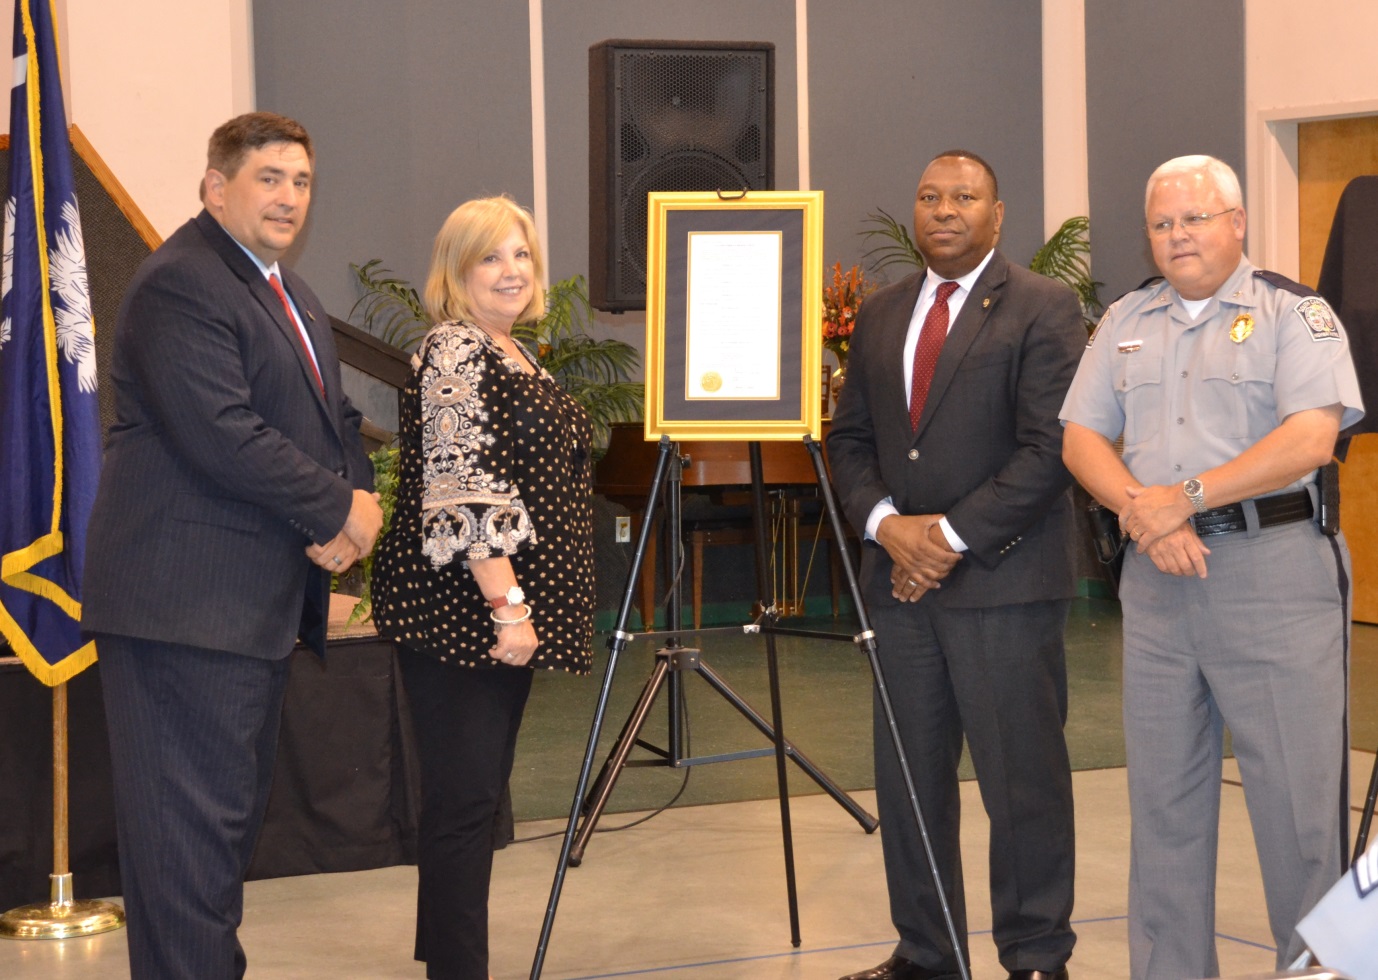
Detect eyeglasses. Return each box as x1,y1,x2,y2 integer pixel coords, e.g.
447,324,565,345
1146,208,1236,238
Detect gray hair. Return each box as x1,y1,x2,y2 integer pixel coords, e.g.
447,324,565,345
1144,155,1243,212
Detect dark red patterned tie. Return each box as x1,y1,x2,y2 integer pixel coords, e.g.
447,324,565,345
269,272,325,396
909,280,959,431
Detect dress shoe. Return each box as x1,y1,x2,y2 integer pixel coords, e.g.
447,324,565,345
837,955,961,980
1007,970,1069,980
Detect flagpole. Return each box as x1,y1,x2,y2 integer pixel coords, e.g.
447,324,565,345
0,682,124,939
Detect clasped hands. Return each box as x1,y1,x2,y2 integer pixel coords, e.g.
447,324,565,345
1118,484,1210,578
876,513,961,602
305,489,385,572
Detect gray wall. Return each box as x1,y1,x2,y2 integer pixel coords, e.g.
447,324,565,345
1085,0,1245,303
254,1,535,318
253,0,1246,364
809,0,1045,287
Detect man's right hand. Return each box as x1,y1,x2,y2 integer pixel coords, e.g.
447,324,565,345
876,514,961,596
1142,523,1211,578
344,489,384,555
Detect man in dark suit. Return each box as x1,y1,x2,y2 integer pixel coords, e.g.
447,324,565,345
82,112,382,979
827,151,1083,980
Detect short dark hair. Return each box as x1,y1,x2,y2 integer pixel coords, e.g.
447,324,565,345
207,111,313,180
929,148,999,200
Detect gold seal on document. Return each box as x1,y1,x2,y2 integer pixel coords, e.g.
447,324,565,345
1229,313,1254,344
700,371,723,393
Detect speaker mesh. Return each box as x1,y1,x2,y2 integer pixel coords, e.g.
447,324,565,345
589,41,774,312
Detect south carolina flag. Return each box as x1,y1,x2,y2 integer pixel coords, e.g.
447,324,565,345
0,0,101,685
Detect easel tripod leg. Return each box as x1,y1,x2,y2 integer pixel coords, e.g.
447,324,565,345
529,437,676,980
750,441,801,946
693,660,877,831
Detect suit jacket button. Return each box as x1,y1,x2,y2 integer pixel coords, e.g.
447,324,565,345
907,449,919,460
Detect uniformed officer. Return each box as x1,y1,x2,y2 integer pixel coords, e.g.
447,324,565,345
1060,154,1363,980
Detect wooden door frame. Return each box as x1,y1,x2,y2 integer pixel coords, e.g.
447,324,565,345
1248,97,1378,278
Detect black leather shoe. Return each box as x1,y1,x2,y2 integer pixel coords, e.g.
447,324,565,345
837,955,961,980
1007,970,1069,980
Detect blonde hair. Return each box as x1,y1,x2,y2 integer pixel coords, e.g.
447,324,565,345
424,196,546,325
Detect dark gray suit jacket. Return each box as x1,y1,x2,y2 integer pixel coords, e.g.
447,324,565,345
83,210,373,659
827,250,1085,610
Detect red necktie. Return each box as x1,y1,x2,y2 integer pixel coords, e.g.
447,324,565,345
909,280,959,431
269,272,325,396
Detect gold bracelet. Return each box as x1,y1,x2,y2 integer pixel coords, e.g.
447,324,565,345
490,603,532,627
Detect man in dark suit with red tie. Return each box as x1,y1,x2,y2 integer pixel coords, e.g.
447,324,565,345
83,112,383,979
827,151,1083,980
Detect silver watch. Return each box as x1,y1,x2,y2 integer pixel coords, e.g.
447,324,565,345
487,585,525,609
1183,478,1207,514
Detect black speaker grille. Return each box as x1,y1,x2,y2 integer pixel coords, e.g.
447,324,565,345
619,151,751,294
590,41,774,312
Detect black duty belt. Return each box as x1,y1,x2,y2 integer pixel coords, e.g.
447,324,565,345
1189,489,1314,537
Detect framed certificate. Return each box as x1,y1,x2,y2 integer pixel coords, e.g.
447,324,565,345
644,191,823,441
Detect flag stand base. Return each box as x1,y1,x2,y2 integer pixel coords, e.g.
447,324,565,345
0,874,125,940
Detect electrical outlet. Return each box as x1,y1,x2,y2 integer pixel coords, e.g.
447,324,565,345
614,516,631,543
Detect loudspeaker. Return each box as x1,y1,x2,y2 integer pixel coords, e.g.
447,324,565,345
589,39,774,312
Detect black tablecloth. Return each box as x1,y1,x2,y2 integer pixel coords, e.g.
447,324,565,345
0,636,421,911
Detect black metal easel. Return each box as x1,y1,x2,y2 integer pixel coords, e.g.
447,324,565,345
562,441,876,871
1355,751,1378,864
530,434,969,980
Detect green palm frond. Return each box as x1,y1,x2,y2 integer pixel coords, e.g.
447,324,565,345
1029,216,1103,329
349,260,432,351
859,208,925,273
345,443,400,625
515,274,644,455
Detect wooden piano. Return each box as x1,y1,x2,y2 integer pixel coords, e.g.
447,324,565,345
594,422,849,629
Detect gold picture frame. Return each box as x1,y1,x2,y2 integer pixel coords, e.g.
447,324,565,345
644,191,823,442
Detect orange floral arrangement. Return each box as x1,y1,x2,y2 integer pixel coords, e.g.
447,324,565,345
822,262,872,367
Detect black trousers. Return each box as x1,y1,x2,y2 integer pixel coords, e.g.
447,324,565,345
98,635,292,980
398,645,533,980
869,598,1077,973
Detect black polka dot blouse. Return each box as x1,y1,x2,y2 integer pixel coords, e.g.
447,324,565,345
372,321,595,674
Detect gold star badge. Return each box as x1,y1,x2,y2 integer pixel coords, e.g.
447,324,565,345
1229,313,1254,344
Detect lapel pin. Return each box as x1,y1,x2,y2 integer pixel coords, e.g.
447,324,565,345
1116,340,1143,354
305,310,316,321
982,297,991,308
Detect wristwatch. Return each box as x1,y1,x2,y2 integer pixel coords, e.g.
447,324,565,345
1183,478,1208,514
487,585,525,609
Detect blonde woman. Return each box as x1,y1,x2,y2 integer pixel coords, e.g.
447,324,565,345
372,196,594,980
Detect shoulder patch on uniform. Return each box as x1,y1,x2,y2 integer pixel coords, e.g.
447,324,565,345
1254,269,1321,298
1295,296,1342,342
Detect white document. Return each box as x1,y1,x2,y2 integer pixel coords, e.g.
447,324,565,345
684,231,782,400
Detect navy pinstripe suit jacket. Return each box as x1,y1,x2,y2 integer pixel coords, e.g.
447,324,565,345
83,210,373,659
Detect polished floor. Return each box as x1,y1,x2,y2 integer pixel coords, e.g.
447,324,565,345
3,599,1376,979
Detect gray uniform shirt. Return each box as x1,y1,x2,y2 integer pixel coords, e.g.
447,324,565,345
1060,256,1364,489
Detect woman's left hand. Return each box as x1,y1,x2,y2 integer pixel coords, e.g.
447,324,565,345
490,619,539,666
